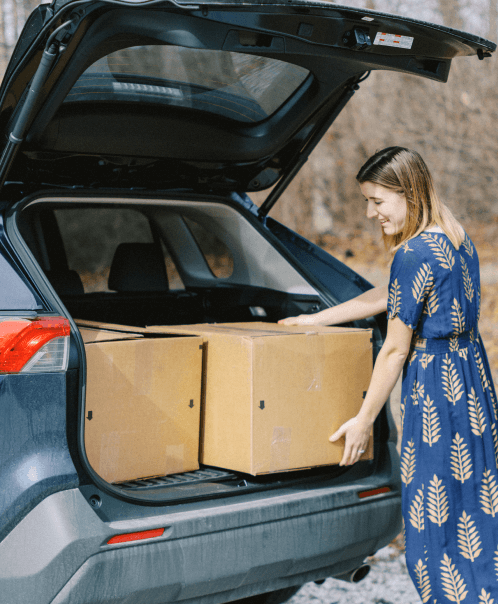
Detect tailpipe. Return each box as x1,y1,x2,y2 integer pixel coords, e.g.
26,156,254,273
333,563,371,583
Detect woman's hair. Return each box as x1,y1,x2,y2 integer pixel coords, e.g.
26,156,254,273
356,146,464,254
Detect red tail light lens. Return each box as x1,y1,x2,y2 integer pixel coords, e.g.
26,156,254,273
0,316,70,373
107,528,165,544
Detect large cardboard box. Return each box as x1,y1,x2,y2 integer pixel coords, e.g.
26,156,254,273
149,322,374,475
78,323,203,483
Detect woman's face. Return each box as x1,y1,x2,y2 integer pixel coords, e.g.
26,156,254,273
360,181,407,236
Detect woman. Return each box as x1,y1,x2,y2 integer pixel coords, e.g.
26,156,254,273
280,147,498,602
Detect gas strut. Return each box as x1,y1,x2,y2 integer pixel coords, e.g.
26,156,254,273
0,18,76,191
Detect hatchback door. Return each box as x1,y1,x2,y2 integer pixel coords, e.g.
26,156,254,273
0,0,493,195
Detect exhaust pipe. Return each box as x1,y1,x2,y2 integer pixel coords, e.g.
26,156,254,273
330,563,371,584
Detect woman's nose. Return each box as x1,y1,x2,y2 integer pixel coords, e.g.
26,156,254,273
366,201,377,219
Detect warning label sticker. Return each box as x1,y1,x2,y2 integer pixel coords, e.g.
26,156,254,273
373,32,414,49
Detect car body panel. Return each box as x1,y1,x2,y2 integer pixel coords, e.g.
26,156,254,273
0,465,401,604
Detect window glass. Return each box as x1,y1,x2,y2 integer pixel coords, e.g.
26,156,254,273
66,45,309,124
55,208,184,292
184,216,234,279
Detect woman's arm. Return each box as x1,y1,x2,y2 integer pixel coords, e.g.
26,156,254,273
279,284,388,326
329,315,413,465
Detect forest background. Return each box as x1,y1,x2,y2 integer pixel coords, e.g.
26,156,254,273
251,0,498,383
0,0,497,380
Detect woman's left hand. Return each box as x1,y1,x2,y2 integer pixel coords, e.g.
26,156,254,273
329,416,371,466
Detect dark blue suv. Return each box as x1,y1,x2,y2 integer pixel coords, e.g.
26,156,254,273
0,1,493,603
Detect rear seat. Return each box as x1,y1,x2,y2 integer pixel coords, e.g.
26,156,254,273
48,243,203,327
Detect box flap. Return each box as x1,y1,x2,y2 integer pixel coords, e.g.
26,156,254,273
148,322,371,339
79,326,144,344
76,319,150,334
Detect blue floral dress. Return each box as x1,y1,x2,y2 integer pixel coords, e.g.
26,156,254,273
387,227,498,603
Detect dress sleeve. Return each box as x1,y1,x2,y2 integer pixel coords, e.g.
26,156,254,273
387,246,432,330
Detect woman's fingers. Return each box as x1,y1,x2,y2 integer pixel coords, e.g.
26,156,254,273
278,314,316,326
278,316,298,325
329,425,345,442
330,417,369,466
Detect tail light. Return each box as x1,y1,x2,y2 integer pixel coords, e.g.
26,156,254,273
0,316,70,373
107,528,166,545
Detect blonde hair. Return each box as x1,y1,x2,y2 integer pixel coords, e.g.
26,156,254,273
356,147,464,255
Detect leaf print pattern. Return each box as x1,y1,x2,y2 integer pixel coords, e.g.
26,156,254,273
468,388,487,436
463,234,474,258
442,355,464,405
422,233,455,270
423,286,439,317
401,439,416,485
409,486,425,532
480,468,498,517
450,335,459,352
460,256,474,303
451,433,473,483
414,558,432,603
412,263,433,304
457,510,482,561
478,589,494,604
492,424,498,470
440,553,468,602
458,348,469,361
427,474,449,526
494,548,498,579
411,380,424,405
492,390,498,422
421,353,435,369
451,298,465,334
422,395,441,446
387,278,401,319
475,348,490,392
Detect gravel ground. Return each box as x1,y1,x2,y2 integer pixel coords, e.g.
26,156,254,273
288,543,421,604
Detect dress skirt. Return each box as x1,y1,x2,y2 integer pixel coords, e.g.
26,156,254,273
401,332,498,603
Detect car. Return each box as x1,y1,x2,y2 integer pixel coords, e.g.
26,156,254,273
0,1,494,603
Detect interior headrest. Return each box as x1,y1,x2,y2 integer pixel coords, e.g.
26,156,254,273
46,270,85,296
108,243,169,292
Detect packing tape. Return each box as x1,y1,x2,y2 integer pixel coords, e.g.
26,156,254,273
133,340,154,396
305,332,323,392
269,426,291,472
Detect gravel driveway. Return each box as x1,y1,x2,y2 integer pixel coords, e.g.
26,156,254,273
288,541,421,604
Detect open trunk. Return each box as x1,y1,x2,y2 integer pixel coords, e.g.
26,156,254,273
15,193,383,504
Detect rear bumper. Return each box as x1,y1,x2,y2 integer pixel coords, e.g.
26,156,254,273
0,464,402,604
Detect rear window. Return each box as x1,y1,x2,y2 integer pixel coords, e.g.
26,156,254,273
55,208,185,292
65,45,310,123
183,216,234,279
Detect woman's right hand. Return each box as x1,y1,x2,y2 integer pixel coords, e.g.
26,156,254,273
278,314,317,326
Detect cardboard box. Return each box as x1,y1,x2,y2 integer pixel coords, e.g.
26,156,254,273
149,322,374,475
77,322,203,483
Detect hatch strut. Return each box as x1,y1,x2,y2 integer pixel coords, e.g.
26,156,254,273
0,19,76,192
258,72,370,219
